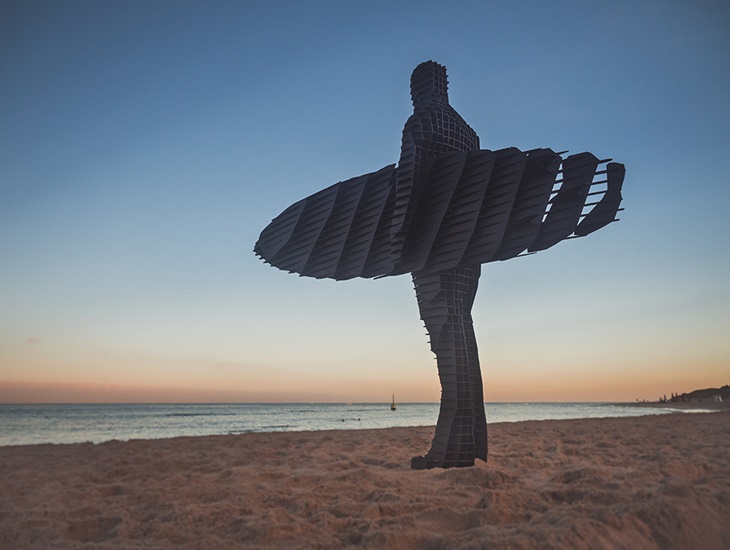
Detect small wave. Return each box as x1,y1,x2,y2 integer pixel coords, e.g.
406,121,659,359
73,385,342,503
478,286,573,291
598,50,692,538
665,408,719,414
228,424,294,434
164,412,229,417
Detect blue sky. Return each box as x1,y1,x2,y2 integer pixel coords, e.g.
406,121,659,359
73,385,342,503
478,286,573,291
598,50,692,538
1,0,728,403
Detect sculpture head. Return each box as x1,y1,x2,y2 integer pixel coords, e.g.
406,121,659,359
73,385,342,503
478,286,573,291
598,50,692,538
410,61,448,106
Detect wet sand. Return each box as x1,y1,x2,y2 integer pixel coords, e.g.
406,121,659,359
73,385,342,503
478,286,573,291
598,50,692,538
1,411,728,549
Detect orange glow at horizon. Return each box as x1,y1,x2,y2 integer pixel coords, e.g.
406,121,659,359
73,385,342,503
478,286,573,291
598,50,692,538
1,363,726,405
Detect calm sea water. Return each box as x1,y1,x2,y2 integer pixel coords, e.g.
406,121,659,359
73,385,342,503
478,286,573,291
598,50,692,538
0,402,681,447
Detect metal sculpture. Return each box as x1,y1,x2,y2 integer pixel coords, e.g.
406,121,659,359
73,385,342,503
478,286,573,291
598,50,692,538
254,61,624,469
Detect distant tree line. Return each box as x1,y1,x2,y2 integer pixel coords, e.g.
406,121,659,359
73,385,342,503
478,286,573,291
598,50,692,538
658,385,728,403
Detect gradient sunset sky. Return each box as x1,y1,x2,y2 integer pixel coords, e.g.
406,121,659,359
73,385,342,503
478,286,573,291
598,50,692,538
1,0,728,403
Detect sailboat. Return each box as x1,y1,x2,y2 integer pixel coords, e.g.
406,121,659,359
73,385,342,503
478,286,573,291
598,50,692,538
391,394,397,411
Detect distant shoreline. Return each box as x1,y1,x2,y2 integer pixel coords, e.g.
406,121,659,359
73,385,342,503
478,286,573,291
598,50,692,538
615,400,728,411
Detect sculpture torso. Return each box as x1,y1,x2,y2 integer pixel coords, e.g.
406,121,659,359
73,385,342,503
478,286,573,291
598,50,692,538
391,61,479,263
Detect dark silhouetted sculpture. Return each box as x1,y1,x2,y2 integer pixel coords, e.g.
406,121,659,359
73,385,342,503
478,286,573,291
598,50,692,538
254,61,624,469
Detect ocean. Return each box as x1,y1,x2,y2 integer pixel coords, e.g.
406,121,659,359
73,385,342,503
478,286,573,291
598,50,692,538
0,402,682,447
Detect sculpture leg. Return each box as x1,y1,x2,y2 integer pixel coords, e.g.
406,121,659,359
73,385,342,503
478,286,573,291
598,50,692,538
466,315,488,462
411,264,487,469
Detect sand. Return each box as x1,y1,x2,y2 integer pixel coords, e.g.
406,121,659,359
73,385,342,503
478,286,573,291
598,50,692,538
1,411,729,549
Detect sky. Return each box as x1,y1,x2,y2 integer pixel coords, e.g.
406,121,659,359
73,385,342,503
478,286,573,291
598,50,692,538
1,0,728,403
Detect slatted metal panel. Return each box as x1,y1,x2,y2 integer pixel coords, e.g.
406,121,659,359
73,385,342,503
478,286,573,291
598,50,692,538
575,162,624,236
397,152,466,273
423,150,496,273
458,148,526,266
528,152,599,252
493,148,561,261
334,166,396,279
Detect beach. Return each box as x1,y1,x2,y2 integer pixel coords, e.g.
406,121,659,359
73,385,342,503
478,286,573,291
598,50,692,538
1,411,728,549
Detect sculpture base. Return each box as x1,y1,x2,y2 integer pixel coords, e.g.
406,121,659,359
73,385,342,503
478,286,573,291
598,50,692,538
410,456,436,470
411,455,478,470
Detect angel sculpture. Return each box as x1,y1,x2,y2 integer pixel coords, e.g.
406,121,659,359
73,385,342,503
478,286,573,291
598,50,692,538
255,61,624,469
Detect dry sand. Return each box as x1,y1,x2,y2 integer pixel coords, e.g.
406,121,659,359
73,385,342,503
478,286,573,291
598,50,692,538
1,411,729,549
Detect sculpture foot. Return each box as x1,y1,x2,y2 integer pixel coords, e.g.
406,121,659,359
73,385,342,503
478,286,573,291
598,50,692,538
444,456,476,469
410,456,440,470
411,454,478,469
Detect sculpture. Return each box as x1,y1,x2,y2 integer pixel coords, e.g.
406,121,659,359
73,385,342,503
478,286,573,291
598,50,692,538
254,61,624,469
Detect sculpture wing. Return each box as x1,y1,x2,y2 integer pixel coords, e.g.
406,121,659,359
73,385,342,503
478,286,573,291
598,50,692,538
406,149,624,273
528,153,600,252
255,150,623,280
254,164,397,280
574,162,624,236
